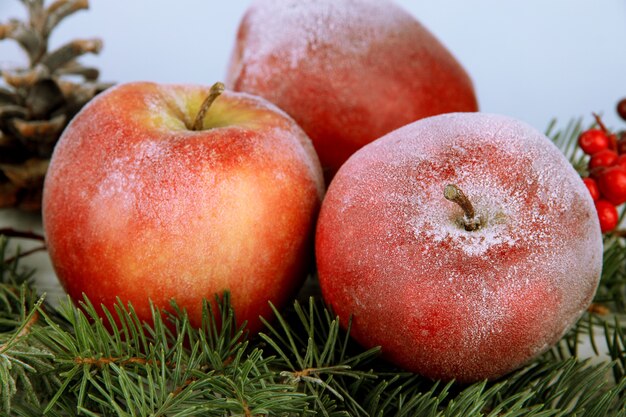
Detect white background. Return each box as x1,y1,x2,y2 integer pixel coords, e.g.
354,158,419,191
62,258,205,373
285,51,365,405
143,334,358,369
1,0,626,133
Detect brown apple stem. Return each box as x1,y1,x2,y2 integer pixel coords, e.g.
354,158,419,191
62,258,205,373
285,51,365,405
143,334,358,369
191,81,225,131
444,184,481,231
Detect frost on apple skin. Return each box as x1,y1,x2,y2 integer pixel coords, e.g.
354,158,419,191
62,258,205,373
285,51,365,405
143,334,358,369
316,113,604,382
226,0,478,176
233,0,405,70
42,82,325,333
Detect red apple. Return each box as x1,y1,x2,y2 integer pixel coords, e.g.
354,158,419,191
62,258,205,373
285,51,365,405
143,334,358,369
226,0,478,180
316,113,603,382
42,82,324,333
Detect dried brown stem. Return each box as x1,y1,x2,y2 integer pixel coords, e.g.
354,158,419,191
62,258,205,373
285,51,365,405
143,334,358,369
444,184,482,231
592,112,609,133
74,356,171,368
171,377,199,397
293,367,315,378
592,113,619,151
191,82,225,131
243,399,253,417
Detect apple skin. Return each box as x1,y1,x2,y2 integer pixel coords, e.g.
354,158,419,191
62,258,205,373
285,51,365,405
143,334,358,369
316,113,603,382
226,0,479,180
42,82,324,333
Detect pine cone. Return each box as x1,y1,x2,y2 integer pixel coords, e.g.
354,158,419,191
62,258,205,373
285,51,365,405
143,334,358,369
0,0,112,211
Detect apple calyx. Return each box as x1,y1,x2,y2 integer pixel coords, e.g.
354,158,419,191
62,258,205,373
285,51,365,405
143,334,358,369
191,81,225,131
444,184,482,231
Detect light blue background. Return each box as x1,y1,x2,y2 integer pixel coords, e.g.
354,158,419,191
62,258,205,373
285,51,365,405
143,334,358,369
1,1,625,133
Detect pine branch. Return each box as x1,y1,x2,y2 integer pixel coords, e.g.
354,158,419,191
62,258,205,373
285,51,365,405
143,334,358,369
1,278,625,416
0,118,625,415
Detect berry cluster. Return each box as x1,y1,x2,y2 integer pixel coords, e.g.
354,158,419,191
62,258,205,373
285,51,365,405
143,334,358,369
580,99,626,233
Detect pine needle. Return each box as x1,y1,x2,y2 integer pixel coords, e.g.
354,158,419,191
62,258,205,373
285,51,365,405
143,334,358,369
0,119,625,415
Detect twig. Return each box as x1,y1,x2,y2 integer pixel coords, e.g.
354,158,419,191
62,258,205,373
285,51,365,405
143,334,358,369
592,112,609,133
611,229,626,238
243,399,253,417
0,228,46,242
0,310,40,354
74,356,171,368
3,244,47,263
293,367,315,378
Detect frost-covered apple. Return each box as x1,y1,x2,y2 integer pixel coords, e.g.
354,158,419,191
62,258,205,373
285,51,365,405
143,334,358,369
43,82,324,333
226,0,478,179
316,113,603,382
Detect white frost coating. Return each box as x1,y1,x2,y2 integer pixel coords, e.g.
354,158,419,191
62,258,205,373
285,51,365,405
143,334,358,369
351,113,600,268
95,139,171,211
238,0,409,76
91,85,325,227
318,112,604,381
409,180,521,257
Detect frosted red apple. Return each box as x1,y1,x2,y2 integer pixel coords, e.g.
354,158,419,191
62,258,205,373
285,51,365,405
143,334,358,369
226,0,478,179
316,113,603,382
42,82,324,333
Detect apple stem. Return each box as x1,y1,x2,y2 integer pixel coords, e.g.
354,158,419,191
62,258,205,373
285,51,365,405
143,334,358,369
444,184,482,231
191,82,225,131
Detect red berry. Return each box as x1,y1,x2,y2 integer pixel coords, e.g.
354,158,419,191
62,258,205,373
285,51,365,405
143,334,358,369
608,133,619,152
597,166,626,205
579,129,609,155
583,177,600,201
595,200,619,233
588,165,608,180
617,132,626,154
618,98,626,121
617,154,626,170
588,149,618,171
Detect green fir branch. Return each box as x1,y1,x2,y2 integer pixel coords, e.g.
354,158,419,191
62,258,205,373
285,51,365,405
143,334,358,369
0,119,625,415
